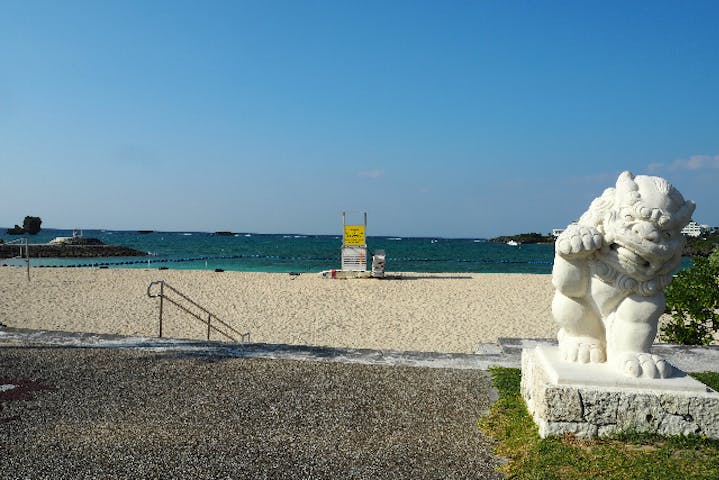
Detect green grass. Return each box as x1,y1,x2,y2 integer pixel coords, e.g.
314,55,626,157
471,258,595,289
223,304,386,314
691,371,719,391
479,367,719,480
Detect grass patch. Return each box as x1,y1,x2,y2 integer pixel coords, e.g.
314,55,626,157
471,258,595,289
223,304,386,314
479,367,719,480
691,371,719,391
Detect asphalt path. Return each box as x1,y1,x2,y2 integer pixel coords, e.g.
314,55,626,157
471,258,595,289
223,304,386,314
1,347,504,480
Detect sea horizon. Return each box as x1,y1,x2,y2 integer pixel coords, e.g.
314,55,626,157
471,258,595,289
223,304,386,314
1,227,563,274
2,226,503,241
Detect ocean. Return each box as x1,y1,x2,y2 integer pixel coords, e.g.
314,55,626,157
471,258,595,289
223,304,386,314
0,228,558,273
0,228,692,274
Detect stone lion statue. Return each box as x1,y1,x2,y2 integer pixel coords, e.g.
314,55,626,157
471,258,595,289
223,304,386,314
552,171,695,378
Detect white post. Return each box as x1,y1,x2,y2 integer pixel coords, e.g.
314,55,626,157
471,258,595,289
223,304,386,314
25,238,30,282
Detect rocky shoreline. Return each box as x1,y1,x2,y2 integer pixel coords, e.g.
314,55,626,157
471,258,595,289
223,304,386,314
0,243,146,259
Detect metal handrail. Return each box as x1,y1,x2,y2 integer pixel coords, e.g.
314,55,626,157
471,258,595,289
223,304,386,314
4,237,27,245
147,280,250,343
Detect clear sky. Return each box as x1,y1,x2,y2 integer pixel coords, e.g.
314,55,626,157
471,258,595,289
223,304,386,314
1,1,717,237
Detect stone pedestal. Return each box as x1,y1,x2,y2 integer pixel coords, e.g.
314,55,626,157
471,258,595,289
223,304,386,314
521,346,719,439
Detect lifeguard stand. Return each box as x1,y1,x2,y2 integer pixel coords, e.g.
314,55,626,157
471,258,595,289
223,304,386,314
341,211,367,271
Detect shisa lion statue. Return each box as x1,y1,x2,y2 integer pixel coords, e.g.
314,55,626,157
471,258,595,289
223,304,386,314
552,171,695,378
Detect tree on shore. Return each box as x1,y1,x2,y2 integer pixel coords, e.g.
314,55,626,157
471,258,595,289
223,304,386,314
661,249,719,345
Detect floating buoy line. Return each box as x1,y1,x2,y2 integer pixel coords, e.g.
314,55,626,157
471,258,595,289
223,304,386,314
29,253,553,269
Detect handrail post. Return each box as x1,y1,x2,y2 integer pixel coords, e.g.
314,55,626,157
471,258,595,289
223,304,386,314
159,281,164,338
25,238,30,282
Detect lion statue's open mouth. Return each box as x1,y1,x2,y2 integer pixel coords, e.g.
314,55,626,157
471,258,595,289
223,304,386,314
609,242,650,268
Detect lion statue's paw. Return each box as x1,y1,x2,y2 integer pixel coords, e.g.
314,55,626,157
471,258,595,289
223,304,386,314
556,224,603,256
615,352,674,379
558,332,606,364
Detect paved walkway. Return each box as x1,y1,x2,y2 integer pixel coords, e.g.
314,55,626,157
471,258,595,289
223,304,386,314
1,337,502,479
2,326,719,372
3,326,719,479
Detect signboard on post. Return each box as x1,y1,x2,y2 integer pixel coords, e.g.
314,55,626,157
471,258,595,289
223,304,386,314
341,211,368,271
343,225,366,246
341,246,367,271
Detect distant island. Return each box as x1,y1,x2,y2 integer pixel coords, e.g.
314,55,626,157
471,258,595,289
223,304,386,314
6,216,42,235
489,231,718,257
489,232,554,244
213,231,235,236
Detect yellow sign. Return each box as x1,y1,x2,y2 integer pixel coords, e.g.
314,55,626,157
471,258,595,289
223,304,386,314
343,225,366,246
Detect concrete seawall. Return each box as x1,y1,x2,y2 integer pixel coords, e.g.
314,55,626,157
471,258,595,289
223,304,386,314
0,243,146,258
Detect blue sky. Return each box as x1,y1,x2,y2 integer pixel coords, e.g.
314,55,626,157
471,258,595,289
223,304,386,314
1,1,717,237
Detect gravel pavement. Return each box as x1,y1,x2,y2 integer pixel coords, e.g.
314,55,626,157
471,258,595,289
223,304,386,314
0,347,503,479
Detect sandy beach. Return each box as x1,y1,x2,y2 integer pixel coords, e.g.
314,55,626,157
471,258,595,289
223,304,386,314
0,267,557,353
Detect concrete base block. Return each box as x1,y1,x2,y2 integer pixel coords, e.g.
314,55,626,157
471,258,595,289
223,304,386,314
521,346,719,439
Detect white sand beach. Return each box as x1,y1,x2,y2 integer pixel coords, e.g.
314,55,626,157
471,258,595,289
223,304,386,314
0,267,558,353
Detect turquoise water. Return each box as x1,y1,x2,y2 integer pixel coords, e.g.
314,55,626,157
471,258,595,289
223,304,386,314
0,228,691,274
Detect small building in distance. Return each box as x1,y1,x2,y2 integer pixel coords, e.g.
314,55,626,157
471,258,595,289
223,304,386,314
681,220,711,238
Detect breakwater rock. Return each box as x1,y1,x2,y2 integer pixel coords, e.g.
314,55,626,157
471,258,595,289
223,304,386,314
0,243,146,259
